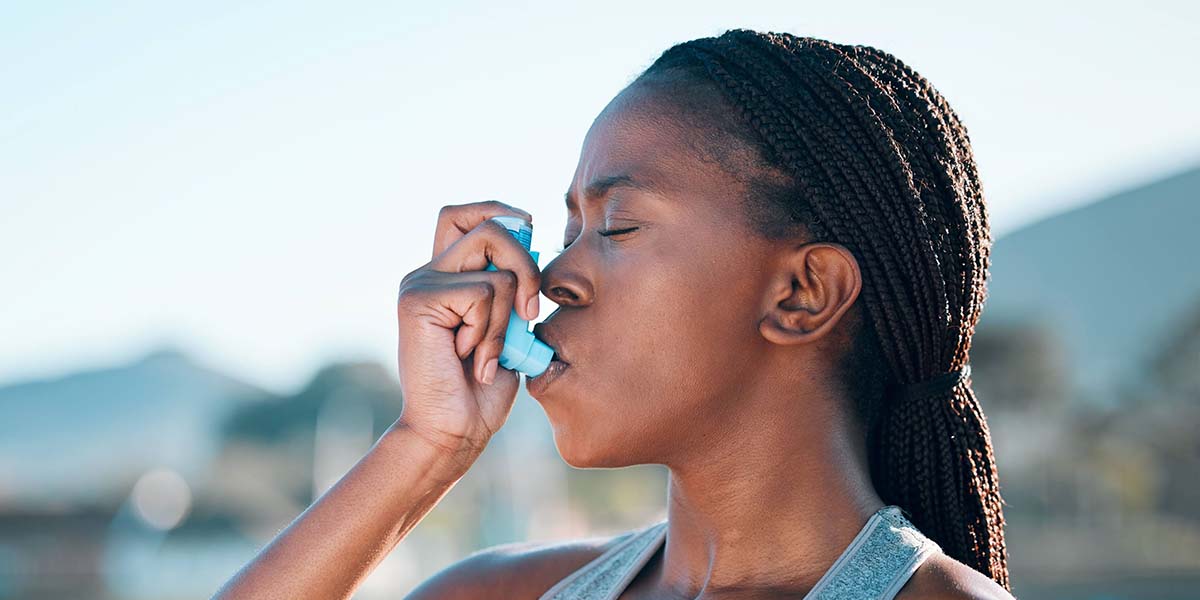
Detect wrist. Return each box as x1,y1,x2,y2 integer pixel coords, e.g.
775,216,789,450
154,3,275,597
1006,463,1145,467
379,420,483,484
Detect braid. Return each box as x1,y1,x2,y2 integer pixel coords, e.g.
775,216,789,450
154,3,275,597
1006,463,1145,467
636,29,1009,588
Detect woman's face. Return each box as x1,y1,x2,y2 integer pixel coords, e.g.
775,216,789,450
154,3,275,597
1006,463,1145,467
528,79,789,468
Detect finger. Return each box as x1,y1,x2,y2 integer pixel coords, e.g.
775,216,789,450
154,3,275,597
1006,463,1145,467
423,270,517,361
472,269,516,383
429,218,541,321
433,200,533,260
397,273,482,331
450,280,498,384
397,274,496,369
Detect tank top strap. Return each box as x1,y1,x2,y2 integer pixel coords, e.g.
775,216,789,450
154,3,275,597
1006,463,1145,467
539,505,937,600
537,519,669,600
806,505,941,600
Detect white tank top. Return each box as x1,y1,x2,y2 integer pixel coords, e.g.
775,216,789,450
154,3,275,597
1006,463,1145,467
537,505,939,600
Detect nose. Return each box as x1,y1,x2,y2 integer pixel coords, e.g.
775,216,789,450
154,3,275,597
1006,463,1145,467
539,249,594,307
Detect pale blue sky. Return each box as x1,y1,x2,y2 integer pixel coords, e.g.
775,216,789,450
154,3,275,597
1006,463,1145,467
2,0,1198,393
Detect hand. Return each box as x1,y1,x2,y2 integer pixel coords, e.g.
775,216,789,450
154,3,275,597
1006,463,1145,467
394,200,541,460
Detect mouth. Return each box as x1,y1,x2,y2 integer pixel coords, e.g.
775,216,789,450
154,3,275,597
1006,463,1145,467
528,322,571,396
526,355,570,396
532,323,570,365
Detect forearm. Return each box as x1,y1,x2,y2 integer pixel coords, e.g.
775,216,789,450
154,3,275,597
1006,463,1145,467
213,422,477,599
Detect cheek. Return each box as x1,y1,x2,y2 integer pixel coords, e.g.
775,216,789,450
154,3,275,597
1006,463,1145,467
604,243,751,403
546,242,759,465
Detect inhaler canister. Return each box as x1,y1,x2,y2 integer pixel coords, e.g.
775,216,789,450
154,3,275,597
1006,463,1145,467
485,215,554,377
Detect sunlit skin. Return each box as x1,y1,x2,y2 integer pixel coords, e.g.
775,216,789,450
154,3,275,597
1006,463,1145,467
214,74,1012,600
529,75,874,593
523,75,1011,599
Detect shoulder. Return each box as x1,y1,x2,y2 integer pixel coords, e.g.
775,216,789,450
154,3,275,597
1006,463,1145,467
894,551,1015,600
404,529,638,599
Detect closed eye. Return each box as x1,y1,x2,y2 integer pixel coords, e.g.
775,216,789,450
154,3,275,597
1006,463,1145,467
598,227,638,237
557,227,639,253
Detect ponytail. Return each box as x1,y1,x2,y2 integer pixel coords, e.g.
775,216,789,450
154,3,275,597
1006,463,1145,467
874,366,1009,588
636,29,1010,588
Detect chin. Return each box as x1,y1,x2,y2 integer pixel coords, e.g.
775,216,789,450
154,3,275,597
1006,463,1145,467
550,423,642,469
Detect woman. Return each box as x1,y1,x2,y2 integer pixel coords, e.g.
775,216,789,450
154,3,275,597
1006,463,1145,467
216,29,1014,599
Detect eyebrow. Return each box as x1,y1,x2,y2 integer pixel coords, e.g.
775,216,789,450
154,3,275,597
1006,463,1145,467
563,174,657,209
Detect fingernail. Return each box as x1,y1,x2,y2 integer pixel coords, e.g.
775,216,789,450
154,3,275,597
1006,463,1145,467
483,358,499,385
526,295,539,320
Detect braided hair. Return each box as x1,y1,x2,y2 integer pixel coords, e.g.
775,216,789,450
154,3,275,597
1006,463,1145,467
631,29,1009,588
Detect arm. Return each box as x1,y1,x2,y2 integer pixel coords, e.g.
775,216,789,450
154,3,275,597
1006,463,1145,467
213,423,476,599
215,200,542,599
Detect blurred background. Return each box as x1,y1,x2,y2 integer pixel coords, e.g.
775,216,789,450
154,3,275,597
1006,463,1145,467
2,1,1198,598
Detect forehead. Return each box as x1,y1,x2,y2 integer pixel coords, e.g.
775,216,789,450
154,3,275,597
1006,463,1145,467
566,82,751,209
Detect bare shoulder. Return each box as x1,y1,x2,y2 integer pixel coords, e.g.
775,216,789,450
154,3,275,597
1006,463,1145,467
404,530,636,599
895,552,1015,600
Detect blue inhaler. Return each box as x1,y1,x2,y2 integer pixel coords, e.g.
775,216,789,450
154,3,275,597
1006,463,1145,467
484,215,554,377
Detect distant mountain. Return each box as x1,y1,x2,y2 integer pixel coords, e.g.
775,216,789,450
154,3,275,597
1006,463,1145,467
979,165,1200,403
221,361,403,445
0,347,273,505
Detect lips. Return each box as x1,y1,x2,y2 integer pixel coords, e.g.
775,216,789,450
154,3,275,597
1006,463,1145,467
526,357,570,396
528,322,571,396
532,323,570,365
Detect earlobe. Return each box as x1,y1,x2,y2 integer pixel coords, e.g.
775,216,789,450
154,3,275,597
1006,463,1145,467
759,242,862,347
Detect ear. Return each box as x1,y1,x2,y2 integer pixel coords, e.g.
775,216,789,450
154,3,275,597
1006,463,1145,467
759,242,862,346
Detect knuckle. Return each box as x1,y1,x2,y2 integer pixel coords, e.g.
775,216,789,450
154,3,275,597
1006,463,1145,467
396,286,417,311
396,277,413,298
495,269,518,289
474,280,495,298
481,218,507,235
398,268,433,294
399,268,421,288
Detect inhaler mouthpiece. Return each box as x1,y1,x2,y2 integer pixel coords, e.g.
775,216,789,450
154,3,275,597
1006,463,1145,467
485,215,554,377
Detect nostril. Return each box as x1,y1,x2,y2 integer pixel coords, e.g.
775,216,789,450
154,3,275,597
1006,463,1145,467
550,287,579,303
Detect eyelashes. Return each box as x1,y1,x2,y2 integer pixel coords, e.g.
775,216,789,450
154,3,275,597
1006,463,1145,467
598,226,638,237
555,227,639,253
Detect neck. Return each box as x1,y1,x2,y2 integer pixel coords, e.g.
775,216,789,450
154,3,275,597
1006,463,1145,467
653,388,884,598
